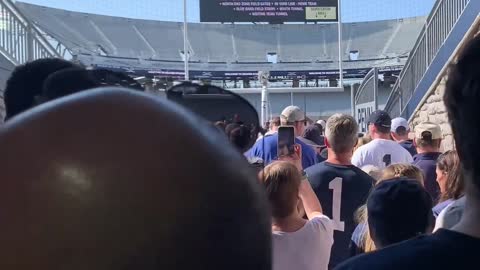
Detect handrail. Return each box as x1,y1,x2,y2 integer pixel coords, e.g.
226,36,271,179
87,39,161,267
354,68,376,104
384,0,471,117
0,0,60,66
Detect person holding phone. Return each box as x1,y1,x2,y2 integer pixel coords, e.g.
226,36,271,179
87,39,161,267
260,146,334,270
247,106,317,168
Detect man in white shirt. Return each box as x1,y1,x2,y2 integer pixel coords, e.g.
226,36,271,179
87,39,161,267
352,110,413,169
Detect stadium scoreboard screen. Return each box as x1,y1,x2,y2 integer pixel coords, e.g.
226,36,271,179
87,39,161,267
200,0,338,23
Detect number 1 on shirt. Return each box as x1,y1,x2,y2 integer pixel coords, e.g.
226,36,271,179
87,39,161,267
329,177,345,232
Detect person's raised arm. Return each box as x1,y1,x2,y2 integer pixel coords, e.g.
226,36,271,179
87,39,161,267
299,177,323,220
280,145,323,220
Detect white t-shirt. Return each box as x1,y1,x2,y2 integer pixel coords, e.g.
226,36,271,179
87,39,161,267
272,215,334,270
352,139,414,169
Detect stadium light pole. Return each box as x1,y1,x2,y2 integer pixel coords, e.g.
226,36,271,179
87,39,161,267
183,0,189,81
337,0,343,87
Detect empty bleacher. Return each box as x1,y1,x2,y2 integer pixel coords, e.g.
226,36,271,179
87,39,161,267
346,20,397,59
15,2,423,68
386,17,425,56
134,21,184,61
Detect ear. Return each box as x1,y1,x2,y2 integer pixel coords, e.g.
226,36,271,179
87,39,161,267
413,138,418,147
324,137,330,148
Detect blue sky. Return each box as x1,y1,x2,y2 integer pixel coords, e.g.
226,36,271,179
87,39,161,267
17,0,436,22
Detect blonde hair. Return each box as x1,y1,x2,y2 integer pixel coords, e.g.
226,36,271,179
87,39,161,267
325,114,359,153
354,134,372,152
361,165,382,181
356,163,424,252
382,164,425,186
259,161,301,219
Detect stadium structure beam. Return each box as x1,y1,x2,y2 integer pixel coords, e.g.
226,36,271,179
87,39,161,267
338,0,343,88
183,0,189,81
231,87,344,94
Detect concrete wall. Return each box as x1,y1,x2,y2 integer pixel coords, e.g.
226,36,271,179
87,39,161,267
409,24,480,152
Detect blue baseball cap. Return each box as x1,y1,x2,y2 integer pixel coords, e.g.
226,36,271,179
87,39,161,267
367,178,433,247
368,110,392,128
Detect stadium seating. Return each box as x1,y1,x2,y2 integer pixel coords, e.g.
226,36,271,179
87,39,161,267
16,2,425,67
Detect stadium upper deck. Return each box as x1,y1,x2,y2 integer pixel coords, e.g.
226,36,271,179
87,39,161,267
15,2,425,79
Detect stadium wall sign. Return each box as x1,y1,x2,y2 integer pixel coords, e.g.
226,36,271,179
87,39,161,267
200,0,339,23
355,103,375,133
89,63,403,81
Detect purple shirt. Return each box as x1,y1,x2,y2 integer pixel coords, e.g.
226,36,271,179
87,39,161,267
412,152,441,202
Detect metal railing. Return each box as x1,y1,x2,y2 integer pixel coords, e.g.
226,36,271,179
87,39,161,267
354,67,379,133
384,0,471,117
0,0,59,66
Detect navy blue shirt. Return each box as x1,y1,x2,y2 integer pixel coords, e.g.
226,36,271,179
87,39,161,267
335,229,480,270
246,134,317,168
399,140,417,157
412,152,441,201
305,162,374,268
350,222,368,257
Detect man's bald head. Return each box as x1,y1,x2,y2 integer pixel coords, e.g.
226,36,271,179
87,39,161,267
0,88,270,270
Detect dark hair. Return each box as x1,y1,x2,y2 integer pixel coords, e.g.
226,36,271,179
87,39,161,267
314,123,324,134
42,67,99,101
395,126,408,136
437,150,464,202
270,117,281,127
375,124,391,134
260,161,301,218
228,125,251,153
4,58,76,119
0,88,271,270
367,179,434,248
416,132,441,149
444,35,480,192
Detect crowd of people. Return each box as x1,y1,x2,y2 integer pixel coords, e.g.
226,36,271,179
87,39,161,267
246,34,480,270
1,29,480,270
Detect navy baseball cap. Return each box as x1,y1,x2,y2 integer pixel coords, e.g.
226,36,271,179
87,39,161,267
302,125,325,146
367,178,433,247
368,110,392,128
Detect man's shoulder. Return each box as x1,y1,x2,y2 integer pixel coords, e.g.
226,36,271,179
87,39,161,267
305,162,329,177
354,139,386,154
295,137,311,147
295,137,315,154
336,230,468,270
374,140,413,158
252,134,277,148
412,154,438,167
306,162,373,183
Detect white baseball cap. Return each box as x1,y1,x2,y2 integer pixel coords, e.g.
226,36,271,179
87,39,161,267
316,119,326,130
391,117,409,133
280,106,305,123
415,122,442,140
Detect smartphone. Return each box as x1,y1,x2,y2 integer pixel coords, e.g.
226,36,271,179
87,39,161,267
277,126,295,158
